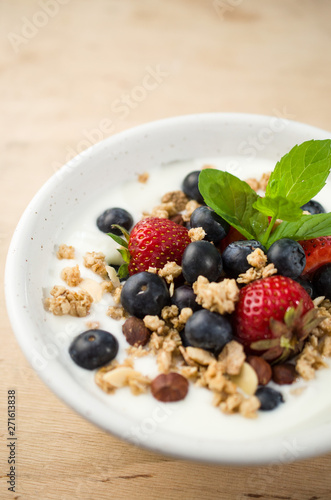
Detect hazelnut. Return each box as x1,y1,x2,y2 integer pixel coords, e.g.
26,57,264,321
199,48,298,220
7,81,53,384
169,214,185,226
122,317,151,346
247,356,272,386
272,363,297,385
151,372,189,402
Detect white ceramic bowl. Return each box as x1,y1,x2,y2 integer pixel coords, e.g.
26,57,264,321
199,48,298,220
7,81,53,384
5,113,331,465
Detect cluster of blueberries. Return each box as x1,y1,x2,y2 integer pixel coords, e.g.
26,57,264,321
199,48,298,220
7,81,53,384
69,170,330,412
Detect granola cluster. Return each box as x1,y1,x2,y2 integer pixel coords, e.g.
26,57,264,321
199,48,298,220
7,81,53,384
237,248,277,284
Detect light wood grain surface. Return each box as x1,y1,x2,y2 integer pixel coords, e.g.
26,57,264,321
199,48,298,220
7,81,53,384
2,1,331,499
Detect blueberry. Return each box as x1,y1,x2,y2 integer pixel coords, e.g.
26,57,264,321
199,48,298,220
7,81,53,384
121,272,170,318
181,241,223,283
222,240,266,278
294,277,315,298
313,264,331,300
267,238,306,279
190,206,230,244
182,171,204,204
97,207,133,235
184,309,233,355
255,387,284,411
69,329,119,370
171,285,201,312
301,199,326,214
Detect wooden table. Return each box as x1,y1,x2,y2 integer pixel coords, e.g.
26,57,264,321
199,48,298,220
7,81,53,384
2,1,331,498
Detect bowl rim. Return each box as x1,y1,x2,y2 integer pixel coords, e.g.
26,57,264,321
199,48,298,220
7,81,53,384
5,112,331,465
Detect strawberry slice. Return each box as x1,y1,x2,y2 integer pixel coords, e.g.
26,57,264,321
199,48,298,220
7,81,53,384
299,236,331,276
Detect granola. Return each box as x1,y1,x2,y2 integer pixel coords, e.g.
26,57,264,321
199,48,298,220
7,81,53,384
45,285,93,317
188,227,206,242
61,264,82,287
193,276,240,314
161,190,190,212
56,243,75,260
83,251,108,278
237,248,277,284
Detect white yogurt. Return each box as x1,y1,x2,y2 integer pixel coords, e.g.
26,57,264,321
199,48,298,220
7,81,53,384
44,157,331,443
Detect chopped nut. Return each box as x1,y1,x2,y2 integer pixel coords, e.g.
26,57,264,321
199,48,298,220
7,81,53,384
157,349,173,373
138,172,149,183
61,264,82,287
320,336,331,357
147,266,158,274
122,317,151,346
185,347,215,366
143,315,167,335
144,202,177,219
272,363,297,385
151,372,189,402
84,251,108,278
180,366,199,379
85,321,100,330
182,200,201,222
188,227,206,242
229,362,258,396
161,190,190,211
218,341,245,375
193,276,239,315
247,356,272,386
107,305,127,320
149,332,164,353
161,305,179,320
296,342,328,380
45,285,92,317
100,280,114,294
105,266,121,289
56,244,75,260
237,248,277,284
220,393,244,414
158,261,182,283
239,396,260,418
111,285,122,305
99,365,151,395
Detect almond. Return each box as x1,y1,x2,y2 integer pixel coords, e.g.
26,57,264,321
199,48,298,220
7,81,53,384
272,363,297,385
122,317,151,346
230,362,258,396
151,372,189,402
247,356,272,386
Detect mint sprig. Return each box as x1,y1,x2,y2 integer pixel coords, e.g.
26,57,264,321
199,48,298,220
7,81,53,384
199,169,269,240
199,139,331,249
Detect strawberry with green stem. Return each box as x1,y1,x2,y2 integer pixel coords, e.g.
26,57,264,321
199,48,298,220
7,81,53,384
234,275,324,362
109,217,191,277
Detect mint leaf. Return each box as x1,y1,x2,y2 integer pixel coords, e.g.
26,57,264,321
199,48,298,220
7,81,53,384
253,196,303,222
266,139,331,206
266,213,331,248
199,169,269,240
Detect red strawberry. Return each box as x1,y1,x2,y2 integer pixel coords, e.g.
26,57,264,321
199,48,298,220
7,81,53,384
234,276,321,362
128,217,191,275
299,236,331,276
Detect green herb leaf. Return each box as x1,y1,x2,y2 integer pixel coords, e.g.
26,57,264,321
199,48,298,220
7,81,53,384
108,233,128,248
118,264,129,279
199,169,269,240
118,248,131,263
266,139,331,206
253,196,303,222
266,213,331,248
